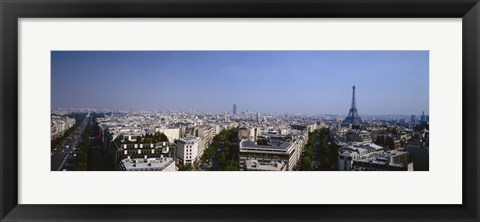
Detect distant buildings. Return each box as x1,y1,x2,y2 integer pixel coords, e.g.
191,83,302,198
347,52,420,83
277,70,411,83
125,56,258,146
86,104,428,172
346,129,371,142
420,111,429,124
51,115,76,140
176,137,202,166
233,104,237,115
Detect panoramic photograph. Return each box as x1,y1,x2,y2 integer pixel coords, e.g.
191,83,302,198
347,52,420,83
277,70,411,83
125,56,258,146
51,51,429,172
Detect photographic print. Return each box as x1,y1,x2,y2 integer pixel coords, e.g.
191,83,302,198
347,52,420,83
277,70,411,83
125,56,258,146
51,51,429,172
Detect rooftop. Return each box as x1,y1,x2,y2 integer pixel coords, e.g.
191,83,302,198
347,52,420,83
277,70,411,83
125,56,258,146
245,159,286,171
177,137,201,144
354,150,409,167
240,140,292,150
361,143,383,151
120,157,175,171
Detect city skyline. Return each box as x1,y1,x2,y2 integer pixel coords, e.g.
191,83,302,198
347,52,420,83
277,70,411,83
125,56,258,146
52,51,429,115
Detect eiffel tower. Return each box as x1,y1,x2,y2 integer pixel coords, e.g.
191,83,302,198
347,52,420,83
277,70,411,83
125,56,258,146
344,85,362,123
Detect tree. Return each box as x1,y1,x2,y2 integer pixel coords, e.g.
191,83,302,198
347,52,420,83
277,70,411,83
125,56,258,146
159,132,169,142
224,160,239,171
74,126,90,171
256,138,269,145
199,128,239,171
301,156,312,170
178,164,193,171
319,155,330,170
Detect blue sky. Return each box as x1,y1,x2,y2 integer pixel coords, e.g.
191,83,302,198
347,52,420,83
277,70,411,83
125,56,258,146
51,51,429,115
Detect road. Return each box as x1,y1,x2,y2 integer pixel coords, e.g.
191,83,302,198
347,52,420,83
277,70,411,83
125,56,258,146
51,113,90,171
313,133,321,170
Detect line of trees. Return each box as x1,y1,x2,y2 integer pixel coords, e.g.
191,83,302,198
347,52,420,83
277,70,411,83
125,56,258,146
51,125,76,152
50,113,87,152
177,164,193,171
300,130,316,170
201,128,239,171
300,128,338,171
74,125,89,171
318,128,332,170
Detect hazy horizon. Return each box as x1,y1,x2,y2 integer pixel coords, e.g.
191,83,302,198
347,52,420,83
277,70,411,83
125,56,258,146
51,51,429,115
50,107,427,117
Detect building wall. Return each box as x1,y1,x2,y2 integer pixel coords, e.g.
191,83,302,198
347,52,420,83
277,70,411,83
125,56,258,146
120,158,177,171
196,127,214,157
287,140,303,171
156,128,180,143
112,140,170,170
163,160,177,171
176,137,201,165
239,140,303,171
402,146,429,171
51,116,76,140
338,155,355,171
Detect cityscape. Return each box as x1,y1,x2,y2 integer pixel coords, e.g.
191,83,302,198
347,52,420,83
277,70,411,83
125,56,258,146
51,51,429,172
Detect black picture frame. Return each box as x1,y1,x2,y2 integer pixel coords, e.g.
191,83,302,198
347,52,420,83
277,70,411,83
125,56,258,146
1,0,479,221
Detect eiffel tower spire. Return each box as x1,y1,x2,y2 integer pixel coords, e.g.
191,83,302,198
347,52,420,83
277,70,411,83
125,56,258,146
344,85,362,123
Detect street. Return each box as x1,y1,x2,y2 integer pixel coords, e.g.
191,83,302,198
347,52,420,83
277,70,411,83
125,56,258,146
50,113,90,171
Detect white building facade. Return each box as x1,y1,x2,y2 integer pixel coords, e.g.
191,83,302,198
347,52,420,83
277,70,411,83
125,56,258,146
176,137,201,165
156,128,180,143
51,115,76,140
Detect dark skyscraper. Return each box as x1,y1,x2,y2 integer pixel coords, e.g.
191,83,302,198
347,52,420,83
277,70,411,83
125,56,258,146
411,115,416,123
233,104,237,115
344,85,362,123
420,111,426,123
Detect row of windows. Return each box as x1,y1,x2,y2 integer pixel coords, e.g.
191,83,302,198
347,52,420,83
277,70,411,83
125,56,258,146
127,168,163,171
123,150,160,155
123,144,155,149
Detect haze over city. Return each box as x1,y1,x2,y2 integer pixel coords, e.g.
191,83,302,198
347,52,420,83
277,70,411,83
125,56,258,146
51,51,429,115
51,51,430,172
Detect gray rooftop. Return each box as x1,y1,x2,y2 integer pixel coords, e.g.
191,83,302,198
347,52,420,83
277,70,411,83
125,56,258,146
240,140,292,150
245,159,286,171
121,158,175,171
